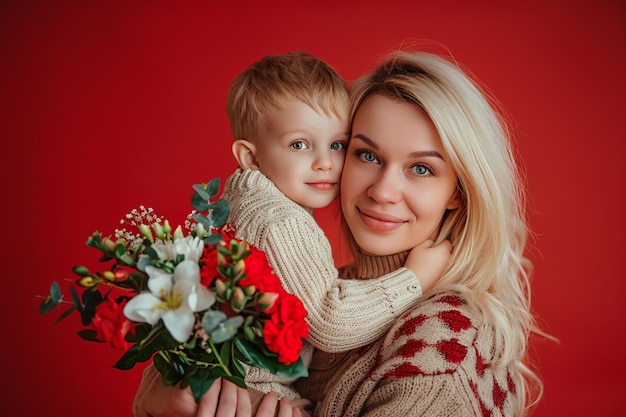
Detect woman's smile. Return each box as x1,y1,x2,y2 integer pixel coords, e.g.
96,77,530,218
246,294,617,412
357,207,407,232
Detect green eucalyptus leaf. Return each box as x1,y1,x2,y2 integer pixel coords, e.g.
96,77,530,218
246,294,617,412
80,289,103,326
202,310,227,333
208,204,230,228
54,305,76,324
205,177,220,198
77,329,99,342
193,214,211,228
209,325,236,344
50,281,62,303
192,183,211,200
39,297,57,315
207,198,229,211
203,233,224,246
72,266,90,277
69,286,82,313
191,192,210,213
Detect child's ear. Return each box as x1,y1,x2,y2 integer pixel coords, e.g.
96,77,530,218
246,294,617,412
232,140,259,169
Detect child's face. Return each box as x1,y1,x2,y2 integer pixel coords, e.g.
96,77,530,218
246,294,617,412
253,101,348,209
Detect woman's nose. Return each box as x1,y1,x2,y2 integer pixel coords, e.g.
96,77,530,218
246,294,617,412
367,169,402,204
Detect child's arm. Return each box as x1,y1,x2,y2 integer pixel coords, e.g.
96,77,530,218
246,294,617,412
225,169,444,353
260,216,431,353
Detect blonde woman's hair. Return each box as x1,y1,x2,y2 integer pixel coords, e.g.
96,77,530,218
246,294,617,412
226,51,349,141
347,51,544,415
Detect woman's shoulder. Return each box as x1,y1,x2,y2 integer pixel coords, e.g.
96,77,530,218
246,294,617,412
374,292,487,376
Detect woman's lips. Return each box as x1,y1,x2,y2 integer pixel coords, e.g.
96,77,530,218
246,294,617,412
357,208,406,232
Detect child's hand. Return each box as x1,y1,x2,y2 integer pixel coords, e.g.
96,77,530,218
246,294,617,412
404,239,452,293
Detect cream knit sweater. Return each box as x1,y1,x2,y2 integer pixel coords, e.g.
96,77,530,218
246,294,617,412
294,252,520,417
132,169,425,414
222,168,424,400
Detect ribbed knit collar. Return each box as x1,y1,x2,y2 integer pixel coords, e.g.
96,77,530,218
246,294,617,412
354,250,410,279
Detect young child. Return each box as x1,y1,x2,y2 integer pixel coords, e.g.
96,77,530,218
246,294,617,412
133,52,452,415
221,52,451,401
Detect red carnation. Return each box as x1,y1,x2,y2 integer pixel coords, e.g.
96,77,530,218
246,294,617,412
263,293,309,364
90,297,134,350
239,247,284,295
200,244,219,287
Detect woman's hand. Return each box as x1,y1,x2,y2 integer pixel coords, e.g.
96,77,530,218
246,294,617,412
256,392,308,417
196,378,252,417
133,363,252,417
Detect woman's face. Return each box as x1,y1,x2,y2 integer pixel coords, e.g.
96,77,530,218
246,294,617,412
341,94,461,256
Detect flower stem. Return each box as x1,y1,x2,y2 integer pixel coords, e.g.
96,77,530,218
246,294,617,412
208,339,232,377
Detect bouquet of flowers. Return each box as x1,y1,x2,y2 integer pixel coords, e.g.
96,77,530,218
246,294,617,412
39,178,309,402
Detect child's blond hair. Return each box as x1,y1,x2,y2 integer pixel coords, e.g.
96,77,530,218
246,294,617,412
226,52,349,141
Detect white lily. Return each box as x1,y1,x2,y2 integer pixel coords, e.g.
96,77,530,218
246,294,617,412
123,260,215,343
151,235,204,263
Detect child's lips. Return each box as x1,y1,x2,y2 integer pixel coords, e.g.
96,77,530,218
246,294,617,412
306,181,336,190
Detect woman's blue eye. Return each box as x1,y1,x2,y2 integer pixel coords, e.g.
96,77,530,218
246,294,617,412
413,164,431,176
330,142,346,151
357,150,378,163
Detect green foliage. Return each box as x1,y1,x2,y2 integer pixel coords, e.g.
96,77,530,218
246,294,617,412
191,178,230,231
39,282,62,315
234,337,308,379
37,176,310,406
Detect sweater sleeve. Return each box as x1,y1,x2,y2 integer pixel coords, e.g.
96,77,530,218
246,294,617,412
263,217,422,352
223,168,423,353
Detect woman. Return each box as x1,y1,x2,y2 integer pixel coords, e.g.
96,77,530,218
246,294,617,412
137,49,543,417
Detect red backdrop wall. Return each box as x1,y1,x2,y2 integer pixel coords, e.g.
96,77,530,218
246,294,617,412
1,1,624,416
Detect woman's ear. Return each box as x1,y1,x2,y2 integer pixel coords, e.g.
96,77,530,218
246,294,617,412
232,140,259,169
446,187,464,210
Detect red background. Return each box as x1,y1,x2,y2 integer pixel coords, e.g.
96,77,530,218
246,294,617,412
1,1,624,416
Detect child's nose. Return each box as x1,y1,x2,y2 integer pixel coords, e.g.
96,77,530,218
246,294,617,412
313,151,333,171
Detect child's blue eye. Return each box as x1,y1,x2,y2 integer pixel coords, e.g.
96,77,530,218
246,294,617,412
291,141,308,150
330,142,346,151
